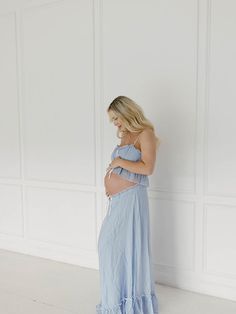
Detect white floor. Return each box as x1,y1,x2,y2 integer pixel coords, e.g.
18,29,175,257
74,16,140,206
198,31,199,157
0,249,236,314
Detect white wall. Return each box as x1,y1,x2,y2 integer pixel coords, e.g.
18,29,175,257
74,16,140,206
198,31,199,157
0,0,236,302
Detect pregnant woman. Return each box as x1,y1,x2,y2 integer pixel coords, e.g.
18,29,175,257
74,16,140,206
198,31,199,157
96,96,160,313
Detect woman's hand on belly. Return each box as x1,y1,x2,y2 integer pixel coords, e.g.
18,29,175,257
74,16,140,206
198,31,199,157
104,171,136,197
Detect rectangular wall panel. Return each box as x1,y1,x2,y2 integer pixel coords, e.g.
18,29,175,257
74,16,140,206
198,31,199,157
0,13,21,178
102,0,198,193
26,186,96,250
0,185,23,236
22,1,95,185
204,204,236,277
206,0,236,196
150,197,195,271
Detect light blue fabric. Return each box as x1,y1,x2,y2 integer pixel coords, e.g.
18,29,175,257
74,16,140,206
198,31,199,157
96,145,159,313
110,144,149,187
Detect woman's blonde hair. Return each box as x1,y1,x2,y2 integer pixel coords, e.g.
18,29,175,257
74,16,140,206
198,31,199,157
107,95,160,145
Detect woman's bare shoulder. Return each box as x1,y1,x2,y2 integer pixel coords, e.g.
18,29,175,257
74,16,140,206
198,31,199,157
139,128,156,140
139,128,160,149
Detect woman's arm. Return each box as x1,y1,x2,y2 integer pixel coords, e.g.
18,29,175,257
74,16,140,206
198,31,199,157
119,129,160,175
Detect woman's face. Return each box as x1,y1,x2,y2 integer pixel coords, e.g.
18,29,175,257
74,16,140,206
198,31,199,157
108,111,125,131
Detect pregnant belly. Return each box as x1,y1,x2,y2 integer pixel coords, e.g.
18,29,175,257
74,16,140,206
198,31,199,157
104,171,137,197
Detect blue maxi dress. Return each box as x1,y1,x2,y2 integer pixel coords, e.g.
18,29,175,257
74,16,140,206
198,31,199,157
96,138,159,313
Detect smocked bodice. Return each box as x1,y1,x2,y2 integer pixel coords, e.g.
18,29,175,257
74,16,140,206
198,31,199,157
110,144,149,187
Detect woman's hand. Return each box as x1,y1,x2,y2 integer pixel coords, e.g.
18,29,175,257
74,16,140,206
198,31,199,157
106,157,122,173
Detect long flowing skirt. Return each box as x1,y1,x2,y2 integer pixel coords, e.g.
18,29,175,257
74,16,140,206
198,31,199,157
96,183,159,313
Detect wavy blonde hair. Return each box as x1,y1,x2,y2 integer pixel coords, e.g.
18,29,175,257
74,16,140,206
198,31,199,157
107,95,160,145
